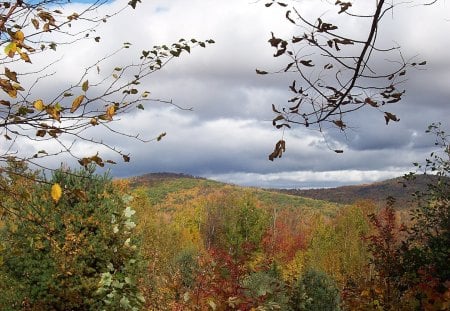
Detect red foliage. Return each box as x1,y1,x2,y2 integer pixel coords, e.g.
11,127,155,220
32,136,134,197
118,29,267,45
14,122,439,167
174,248,255,310
365,198,405,309
262,216,308,263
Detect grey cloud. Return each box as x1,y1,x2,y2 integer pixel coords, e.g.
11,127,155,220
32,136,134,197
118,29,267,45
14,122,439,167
16,0,450,189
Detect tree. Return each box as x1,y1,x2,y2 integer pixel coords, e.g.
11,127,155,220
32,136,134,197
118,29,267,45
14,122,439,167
400,123,450,309
290,268,341,311
365,197,405,310
0,0,213,175
259,0,429,158
0,166,144,310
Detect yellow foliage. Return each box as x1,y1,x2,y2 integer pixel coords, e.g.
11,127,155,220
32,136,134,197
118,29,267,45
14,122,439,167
51,183,62,203
33,99,44,111
281,250,306,283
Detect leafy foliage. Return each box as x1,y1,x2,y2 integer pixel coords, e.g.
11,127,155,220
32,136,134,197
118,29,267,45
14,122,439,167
400,123,450,309
0,166,144,310
290,268,341,311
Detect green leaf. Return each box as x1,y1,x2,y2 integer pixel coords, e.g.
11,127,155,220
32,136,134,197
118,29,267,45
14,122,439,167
82,80,89,92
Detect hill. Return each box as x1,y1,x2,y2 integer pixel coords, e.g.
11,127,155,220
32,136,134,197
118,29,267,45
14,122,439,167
129,172,343,216
275,174,440,207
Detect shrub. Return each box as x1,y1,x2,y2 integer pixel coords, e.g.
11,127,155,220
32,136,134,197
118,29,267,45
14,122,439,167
0,167,144,310
290,268,341,311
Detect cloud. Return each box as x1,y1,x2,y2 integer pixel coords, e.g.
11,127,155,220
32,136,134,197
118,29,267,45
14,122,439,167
11,0,450,188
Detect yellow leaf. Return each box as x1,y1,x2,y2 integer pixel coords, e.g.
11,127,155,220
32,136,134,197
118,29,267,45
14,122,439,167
51,183,62,203
106,105,115,120
34,99,44,111
4,42,17,58
70,95,84,113
82,80,89,92
14,30,25,42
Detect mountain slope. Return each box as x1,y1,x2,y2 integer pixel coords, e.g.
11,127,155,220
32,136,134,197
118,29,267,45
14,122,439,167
276,174,439,207
129,172,344,216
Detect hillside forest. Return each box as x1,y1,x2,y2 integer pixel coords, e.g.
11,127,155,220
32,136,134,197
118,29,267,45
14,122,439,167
0,124,449,310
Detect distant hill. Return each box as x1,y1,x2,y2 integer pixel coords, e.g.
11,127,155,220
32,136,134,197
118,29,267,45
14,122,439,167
128,172,343,216
129,172,205,187
275,174,440,207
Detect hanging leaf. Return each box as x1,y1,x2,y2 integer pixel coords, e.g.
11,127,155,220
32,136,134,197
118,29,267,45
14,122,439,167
31,18,39,29
284,62,294,72
384,112,399,125
333,120,346,129
5,68,18,82
51,183,62,203
272,115,285,126
4,42,17,58
70,95,84,113
269,140,286,161
33,99,45,111
46,106,61,121
106,105,115,120
36,130,46,137
272,104,280,113
13,30,25,42
82,80,89,92
300,60,314,67
365,97,379,107
256,69,268,75
157,132,166,141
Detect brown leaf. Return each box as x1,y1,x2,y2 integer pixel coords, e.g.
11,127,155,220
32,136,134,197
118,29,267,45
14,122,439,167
256,69,268,75
384,112,399,125
269,140,286,161
157,132,166,141
333,120,346,129
272,115,285,126
5,68,18,82
300,60,314,67
70,95,84,113
365,97,379,107
36,130,46,137
31,18,39,29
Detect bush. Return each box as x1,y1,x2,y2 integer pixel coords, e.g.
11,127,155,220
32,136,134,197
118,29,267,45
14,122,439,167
0,167,144,310
290,268,341,311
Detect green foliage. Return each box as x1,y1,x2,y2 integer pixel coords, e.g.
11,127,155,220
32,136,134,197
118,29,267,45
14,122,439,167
0,167,144,310
290,268,341,311
242,267,290,310
203,191,269,258
306,204,371,287
400,123,450,308
173,248,199,289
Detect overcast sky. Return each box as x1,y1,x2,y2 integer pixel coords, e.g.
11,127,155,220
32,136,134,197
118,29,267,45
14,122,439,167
17,0,450,188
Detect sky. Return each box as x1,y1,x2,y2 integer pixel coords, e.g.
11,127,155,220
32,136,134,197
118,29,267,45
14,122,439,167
13,0,450,188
